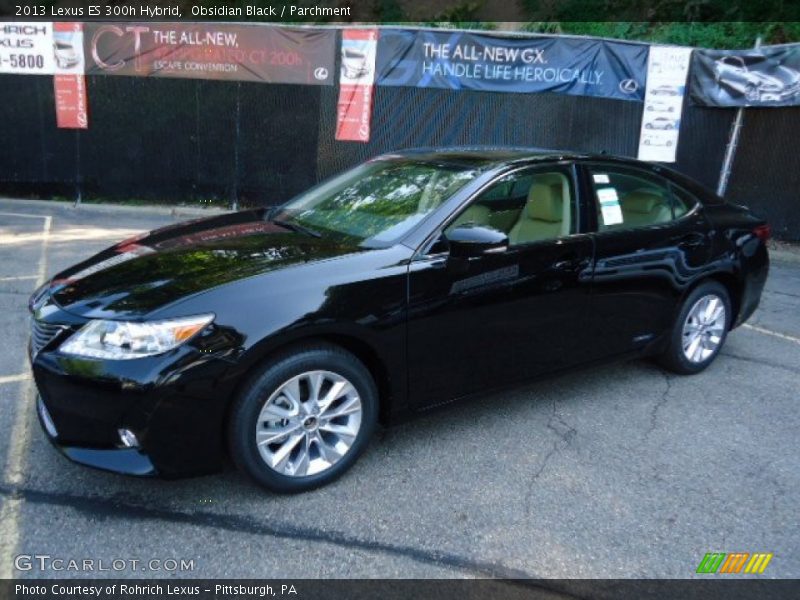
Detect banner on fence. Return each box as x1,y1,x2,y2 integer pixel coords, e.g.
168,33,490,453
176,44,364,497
375,29,649,102
84,23,336,85
54,74,88,128
0,21,87,75
336,29,379,142
690,45,800,107
52,22,88,129
638,46,692,162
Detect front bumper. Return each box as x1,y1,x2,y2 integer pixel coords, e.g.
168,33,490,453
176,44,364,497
37,396,157,476
30,322,240,479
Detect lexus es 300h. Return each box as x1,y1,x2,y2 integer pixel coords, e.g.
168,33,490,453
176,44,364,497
29,149,769,492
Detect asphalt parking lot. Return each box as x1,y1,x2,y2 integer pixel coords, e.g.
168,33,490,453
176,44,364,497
0,199,798,581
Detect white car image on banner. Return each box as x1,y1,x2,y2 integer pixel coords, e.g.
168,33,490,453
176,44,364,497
638,46,693,162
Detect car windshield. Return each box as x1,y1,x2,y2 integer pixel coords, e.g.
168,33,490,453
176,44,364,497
270,160,482,246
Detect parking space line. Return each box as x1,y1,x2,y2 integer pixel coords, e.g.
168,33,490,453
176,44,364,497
0,213,51,579
0,374,30,386
742,323,800,346
0,276,38,283
0,212,53,220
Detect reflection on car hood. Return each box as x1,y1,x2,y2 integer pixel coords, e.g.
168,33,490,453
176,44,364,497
47,209,363,318
748,68,799,88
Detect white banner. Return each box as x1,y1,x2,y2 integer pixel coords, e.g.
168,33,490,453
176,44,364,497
52,22,85,74
638,46,693,162
0,22,85,75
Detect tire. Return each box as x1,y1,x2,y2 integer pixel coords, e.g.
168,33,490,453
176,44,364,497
228,343,378,493
658,281,731,375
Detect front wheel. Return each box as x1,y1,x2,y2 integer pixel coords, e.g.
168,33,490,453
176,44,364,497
658,281,731,375
228,344,378,493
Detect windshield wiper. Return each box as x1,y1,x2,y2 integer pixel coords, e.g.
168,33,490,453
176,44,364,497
271,218,322,239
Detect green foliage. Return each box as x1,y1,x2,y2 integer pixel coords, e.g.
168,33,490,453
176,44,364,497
373,0,405,22
518,0,800,47
414,0,492,29
521,0,800,22
554,21,800,48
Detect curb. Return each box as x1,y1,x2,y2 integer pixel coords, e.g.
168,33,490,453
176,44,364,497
0,198,233,218
770,249,800,265
768,241,800,265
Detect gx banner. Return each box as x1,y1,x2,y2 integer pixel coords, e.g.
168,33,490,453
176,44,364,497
376,29,649,102
84,23,336,85
690,45,800,107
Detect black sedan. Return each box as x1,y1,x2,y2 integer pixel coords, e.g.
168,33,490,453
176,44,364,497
28,149,770,493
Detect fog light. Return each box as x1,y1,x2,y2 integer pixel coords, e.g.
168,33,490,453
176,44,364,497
117,428,140,448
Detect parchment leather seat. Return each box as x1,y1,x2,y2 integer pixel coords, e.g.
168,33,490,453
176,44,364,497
508,183,567,244
451,204,491,228
620,191,672,227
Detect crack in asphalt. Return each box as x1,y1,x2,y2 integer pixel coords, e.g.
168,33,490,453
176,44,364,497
720,351,799,375
524,398,576,518
642,372,673,443
763,289,800,300
0,483,566,585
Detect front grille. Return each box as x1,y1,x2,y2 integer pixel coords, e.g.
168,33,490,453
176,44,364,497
30,319,68,356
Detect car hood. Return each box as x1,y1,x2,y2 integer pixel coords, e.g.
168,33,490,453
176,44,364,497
45,209,364,319
749,69,798,88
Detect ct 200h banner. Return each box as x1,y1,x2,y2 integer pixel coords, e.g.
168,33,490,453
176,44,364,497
376,29,649,102
85,22,336,85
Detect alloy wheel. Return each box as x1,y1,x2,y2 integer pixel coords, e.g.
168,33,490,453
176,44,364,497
255,370,362,477
682,294,726,363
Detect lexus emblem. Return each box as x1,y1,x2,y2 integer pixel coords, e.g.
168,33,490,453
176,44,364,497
619,79,639,94
314,67,329,81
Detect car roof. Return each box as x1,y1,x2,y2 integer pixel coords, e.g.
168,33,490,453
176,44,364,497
377,146,645,170
376,146,722,203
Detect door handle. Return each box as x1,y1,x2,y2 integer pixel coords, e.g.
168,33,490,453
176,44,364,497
553,259,576,271
676,232,706,248
552,256,583,271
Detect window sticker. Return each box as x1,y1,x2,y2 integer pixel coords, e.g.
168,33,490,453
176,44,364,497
597,187,623,225
593,173,610,184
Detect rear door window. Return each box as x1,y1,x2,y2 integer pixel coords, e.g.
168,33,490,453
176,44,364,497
669,184,700,219
587,166,676,231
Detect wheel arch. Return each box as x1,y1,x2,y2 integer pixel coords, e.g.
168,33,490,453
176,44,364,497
225,330,398,430
682,271,743,329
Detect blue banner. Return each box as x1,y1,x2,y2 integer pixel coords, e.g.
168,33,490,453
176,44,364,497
376,29,649,102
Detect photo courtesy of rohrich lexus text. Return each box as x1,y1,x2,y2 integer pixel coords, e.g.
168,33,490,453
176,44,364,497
0,1,798,599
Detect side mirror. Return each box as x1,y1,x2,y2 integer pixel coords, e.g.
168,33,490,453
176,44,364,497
445,224,508,258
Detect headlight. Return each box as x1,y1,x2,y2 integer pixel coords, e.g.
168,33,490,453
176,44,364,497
59,314,214,360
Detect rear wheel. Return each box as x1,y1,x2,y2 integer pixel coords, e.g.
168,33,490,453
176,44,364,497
658,281,731,375
228,344,378,493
